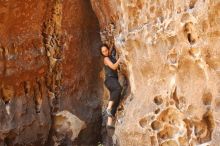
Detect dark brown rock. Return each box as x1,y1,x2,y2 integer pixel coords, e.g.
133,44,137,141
0,0,102,145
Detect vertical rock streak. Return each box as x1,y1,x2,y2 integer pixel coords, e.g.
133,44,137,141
42,0,63,113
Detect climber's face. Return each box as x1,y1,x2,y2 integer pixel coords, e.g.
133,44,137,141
101,46,109,57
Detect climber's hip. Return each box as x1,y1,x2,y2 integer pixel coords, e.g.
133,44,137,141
104,77,122,101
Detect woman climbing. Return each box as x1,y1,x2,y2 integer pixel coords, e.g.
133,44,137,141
101,44,122,128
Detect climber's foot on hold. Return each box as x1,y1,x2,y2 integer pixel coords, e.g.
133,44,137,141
106,124,115,129
106,124,115,137
106,108,113,117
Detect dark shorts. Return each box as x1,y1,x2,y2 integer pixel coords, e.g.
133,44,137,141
104,76,122,116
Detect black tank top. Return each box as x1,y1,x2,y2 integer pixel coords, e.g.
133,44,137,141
104,56,118,78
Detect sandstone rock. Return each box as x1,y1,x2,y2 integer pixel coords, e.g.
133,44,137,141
2,85,14,103
1,0,219,145
91,0,220,145
0,0,102,145
151,120,162,130
53,110,86,141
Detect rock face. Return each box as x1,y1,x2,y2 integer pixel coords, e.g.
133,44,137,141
91,0,220,145
1,0,220,145
53,111,86,144
0,0,102,145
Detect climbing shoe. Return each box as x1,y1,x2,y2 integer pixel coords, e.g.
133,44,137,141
106,124,115,129
106,108,113,117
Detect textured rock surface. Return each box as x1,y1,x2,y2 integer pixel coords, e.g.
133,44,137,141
1,0,220,145
91,0,220,145
60,0,103,145
0,0,102,145
53,111,86,144
0,1,51,145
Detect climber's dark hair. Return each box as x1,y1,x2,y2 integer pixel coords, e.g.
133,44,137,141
101,44,109,50
100,44,109,56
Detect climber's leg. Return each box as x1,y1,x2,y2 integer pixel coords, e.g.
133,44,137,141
104,77,115,117
107,116,113,126
105,100,114,117
104,77,122,127
111,86,122,117
107,101,114,112
106,87,122,127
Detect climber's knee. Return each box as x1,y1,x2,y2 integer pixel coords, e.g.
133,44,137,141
110,90,120,102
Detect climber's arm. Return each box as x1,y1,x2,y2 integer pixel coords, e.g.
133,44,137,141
104,57,120,70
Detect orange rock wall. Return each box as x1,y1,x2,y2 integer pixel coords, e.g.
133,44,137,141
0,0,102,145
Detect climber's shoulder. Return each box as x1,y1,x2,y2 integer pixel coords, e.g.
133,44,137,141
104,56,110,61
104,56,111,65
